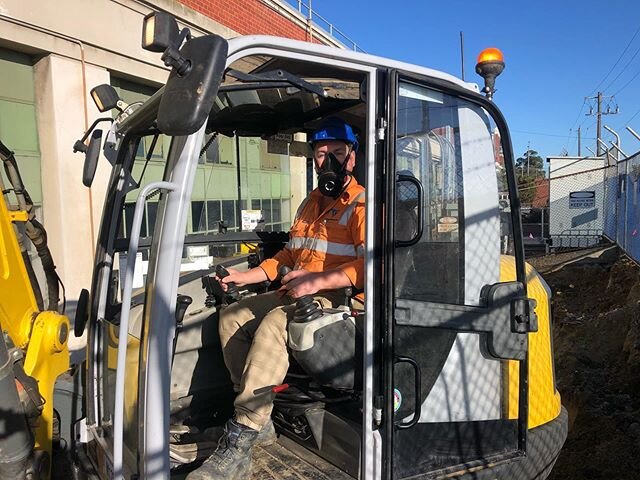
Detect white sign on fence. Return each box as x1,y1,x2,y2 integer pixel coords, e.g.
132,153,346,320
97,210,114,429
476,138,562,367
569,191,595,209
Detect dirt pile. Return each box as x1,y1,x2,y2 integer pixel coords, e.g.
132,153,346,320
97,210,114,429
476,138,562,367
530,249,640,480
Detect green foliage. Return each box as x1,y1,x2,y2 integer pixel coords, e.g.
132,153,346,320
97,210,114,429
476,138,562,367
515,149,544,176
515,149,546,206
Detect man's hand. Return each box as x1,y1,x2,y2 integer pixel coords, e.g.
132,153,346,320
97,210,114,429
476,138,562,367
216,267,268,291
279,270,325,298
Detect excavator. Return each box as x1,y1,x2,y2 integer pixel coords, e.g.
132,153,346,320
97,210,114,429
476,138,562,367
0,11,567,480
0,139,70,478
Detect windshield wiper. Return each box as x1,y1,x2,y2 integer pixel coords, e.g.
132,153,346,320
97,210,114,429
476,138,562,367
225,69,327,98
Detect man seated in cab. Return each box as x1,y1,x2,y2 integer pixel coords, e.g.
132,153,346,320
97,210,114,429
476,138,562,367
187,117,365,479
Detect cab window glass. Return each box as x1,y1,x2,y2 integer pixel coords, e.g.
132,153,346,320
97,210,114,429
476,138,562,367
395,82,465,304
394,82,511,305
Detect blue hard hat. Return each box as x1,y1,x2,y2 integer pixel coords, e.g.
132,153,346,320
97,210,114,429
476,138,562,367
310,117,358,152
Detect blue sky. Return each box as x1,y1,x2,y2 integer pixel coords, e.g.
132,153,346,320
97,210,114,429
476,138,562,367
287,0,640,161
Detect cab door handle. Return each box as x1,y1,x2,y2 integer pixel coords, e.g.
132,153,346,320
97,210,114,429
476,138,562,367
394,355,422,429
395,174,424,247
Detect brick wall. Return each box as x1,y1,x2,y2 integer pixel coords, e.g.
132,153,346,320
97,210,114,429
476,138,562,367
178,0,321,43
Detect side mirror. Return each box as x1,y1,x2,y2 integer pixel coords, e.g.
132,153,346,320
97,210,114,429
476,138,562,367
157,34,228,135
141,11,229,135
82,129,102,187
74,288,90,337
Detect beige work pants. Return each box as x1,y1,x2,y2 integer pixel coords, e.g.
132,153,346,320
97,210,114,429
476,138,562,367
218,291,342,431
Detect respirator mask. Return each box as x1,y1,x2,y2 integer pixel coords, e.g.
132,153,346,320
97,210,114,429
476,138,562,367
316,150,350,198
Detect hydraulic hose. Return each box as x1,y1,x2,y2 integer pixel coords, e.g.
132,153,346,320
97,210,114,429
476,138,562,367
0,140,59,311
25,218,60,311
0,335,32,480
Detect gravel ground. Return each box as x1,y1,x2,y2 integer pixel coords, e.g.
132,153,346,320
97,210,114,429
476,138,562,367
529,248,640,480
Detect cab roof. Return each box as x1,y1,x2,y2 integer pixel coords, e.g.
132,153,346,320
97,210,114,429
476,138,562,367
226,35,480,93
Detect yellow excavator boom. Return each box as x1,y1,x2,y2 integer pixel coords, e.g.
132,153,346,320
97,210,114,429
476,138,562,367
0,165,70,479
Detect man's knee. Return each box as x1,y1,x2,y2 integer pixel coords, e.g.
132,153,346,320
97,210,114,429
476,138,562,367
218,301,247,341
253,306,291,346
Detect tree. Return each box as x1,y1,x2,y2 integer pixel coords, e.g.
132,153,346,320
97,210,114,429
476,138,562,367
515,149,545,205
515,149,544,177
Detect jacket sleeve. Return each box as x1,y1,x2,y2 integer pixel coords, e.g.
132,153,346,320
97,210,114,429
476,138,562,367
258,195,312,281
336,199,365,289
259,246,295,281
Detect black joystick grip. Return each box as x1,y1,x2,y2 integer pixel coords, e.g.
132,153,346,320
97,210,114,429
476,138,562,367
175,295,193,325
278,265,292,278
294,295,323,323
216,265,240,303
278,266,322,323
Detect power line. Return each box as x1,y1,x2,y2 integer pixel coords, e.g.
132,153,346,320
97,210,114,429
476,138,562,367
625,105,640,125
589,24,640,95
568,98,587,133
563,98,588,152
512,129,596,140
586,92,619,155
602,42,640,93
612,66,640,96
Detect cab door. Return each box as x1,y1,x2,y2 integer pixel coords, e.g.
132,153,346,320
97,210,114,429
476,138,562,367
382,73,533,479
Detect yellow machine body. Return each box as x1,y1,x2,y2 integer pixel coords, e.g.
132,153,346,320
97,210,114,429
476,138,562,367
500,256,562,429
0,190,70,475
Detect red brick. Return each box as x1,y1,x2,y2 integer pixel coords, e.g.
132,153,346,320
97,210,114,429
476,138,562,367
178,0,326,44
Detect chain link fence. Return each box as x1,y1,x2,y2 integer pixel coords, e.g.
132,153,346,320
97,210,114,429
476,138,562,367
603,152,640,263
541,152,640,263
548,158,607,250
521,206,549,253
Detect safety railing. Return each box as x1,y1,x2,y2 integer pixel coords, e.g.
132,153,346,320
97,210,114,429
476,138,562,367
291,0,365,52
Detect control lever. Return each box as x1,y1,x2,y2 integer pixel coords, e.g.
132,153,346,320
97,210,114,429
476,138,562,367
173,295,192,367
216,264,240,303
279,266,322,323
201,275,223,308
175,295,192,325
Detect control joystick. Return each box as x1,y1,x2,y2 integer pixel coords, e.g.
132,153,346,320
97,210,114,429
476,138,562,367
278,266,322,323
216,264,240,303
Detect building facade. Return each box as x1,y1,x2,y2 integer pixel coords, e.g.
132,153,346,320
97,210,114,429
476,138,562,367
0,0,347,300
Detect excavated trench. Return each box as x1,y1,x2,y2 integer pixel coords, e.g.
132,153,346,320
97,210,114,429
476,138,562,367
529,247,640,480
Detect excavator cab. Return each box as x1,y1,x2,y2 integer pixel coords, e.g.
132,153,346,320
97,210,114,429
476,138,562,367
65,12,567,480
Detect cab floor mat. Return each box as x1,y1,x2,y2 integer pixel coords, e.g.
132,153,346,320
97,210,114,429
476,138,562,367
171,438,354,479
252,440,353,480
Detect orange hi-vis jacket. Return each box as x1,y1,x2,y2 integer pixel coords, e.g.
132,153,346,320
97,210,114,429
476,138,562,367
260,177,365,301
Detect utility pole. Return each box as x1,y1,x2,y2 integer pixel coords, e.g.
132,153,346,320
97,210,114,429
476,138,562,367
577,126,581,156
596,92,602,155
586,92,618,156
460,31,465,81
526,141,530,176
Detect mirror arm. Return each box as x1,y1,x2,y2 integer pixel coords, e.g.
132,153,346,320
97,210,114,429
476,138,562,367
73,117,114,153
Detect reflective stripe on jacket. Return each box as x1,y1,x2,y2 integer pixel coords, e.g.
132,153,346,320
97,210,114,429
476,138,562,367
260,177,365,298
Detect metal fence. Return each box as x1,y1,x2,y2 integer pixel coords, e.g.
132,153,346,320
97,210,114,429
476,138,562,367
547,158,608,250
541,151,640,263
603,152,640,263
521,207,549,253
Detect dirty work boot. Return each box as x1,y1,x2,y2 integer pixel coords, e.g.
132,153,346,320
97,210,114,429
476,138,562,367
185,419,258,480
203,419,277,447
